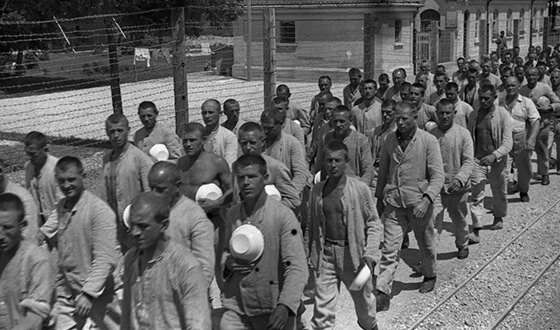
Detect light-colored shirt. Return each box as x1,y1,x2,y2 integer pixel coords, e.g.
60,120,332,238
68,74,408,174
479,73,502,89
0,241,55,330
102,143,153,225
133,122,184,161
221,193,308,316
168,196,215,288
287,103,311,136
519,82,560,121
204,125,239,169
25,154,61,223
282,118,305,147
265,133,311,192
500,94,540,133
4,181,39,242
417,103,438,130
122,242,211,330
351,99,383,134
467,105,513,161
42,190,118,298
221,118,247,136
431,124,474,192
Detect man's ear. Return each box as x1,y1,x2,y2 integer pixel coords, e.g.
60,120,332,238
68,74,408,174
19,220,28,229
161,218,169,231
264,172,270,182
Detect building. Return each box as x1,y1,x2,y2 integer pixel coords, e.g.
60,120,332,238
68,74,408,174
232,0,423,81
419,0,550,69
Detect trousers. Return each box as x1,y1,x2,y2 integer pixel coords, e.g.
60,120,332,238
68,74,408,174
220,309,296,330
535,123,550,175
311,243,377,330
434,191,469,250
470,158,508,229
376,203,437,296
507,131,533,194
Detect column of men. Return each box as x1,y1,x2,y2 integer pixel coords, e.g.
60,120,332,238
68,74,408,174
3,56,560,329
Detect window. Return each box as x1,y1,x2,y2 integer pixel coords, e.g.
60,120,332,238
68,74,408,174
520,9,525,34
474,21,479,40
279,21,296,44
395,20,402,43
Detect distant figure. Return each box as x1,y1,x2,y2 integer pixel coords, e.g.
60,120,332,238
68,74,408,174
276,84,312,136
0,193,55,329
351,79,383,134
496,31,506,58
221,98,246,136
201,99,239,169
343,68,363,108
385,68,407,102
133,101,183,162
310,76,333,124
24,131,61,227
376,73,391,101
122,192,211,329
274,96,306,147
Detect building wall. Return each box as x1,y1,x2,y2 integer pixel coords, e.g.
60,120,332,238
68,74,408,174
232,6,418,80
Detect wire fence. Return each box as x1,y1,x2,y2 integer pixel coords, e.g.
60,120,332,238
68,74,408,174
0,5,364,148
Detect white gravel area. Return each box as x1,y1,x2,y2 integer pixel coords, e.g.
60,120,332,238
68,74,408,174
0,73,345,142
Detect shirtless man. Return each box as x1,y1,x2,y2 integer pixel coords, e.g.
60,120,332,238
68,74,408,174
178,122,232,217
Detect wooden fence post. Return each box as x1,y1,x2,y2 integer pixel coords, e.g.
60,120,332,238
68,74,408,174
263,8,276,111
172,7,189,135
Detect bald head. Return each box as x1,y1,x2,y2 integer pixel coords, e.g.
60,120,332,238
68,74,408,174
148,162,181,204
202,99,220,110
130,191,171,224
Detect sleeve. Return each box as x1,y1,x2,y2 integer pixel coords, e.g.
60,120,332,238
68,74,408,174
272,164,301,210
296,108,311,136
139,152,155,193
19,248,55,323
454,130,475,187
375,140,391,199
290,140,311,192
293,124,305,148
424,135,445,202
545,86,560,113
220,208,236,281
525,97,541,123
180,263,212,330
277,208,308,314
188,209,216,288
224,131,240,170
39,208,58,239
492,111,513,160
81,204,118,298
358,137,375,186
361,185,383,264
166,131,185,161
21,191,39,242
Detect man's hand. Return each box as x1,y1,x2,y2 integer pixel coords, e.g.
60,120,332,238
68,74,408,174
376,199,385,217
447,178,463,193
479,154,497,166
267,304,290,330
413,197,431,219
35,231,46,245
74,293,93,317
225,256,256,275
362,256,376,273
525,140,536,151
198,198,222,213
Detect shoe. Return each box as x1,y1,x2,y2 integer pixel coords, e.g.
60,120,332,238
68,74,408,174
412,262,423,274
468,229,480,245
419,276,437,293
520,193,530,203
457,247,469,259
490,217,503,230
507,180,519,195
401,233,410,249
375,290,391,312
542,175,550,185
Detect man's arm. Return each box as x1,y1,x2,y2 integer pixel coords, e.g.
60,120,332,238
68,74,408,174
544,86,560,114
138,151,155,192
199,157,233,212
291,123,306,148
270,163,301,210
166,130,185,161
525,98,541,149
294,108,311,136
492,110,513,160
277,209,308,315
289,140,311,192
187,208,216,288
81,204,118,298
361,185,383,264
358,137,375,186
423,135,445,202
223,130,240,170
180,262,212,330
454,130,475,186
375,141,390,199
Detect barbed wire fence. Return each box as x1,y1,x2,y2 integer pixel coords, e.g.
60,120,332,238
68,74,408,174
0,5,350,150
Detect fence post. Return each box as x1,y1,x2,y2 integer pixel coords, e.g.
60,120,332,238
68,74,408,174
103,0,122,113
172,7,189,135
263,8,276,111
246,0,253,81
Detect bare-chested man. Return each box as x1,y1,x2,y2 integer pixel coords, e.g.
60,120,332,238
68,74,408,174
178,122,232,217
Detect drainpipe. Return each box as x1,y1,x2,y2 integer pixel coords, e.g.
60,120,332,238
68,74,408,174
529,0,535,46
486,0,492,55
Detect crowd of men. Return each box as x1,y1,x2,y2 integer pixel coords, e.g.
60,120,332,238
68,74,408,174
2,44,560,330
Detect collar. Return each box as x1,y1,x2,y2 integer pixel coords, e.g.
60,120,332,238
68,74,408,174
396,125,417,142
